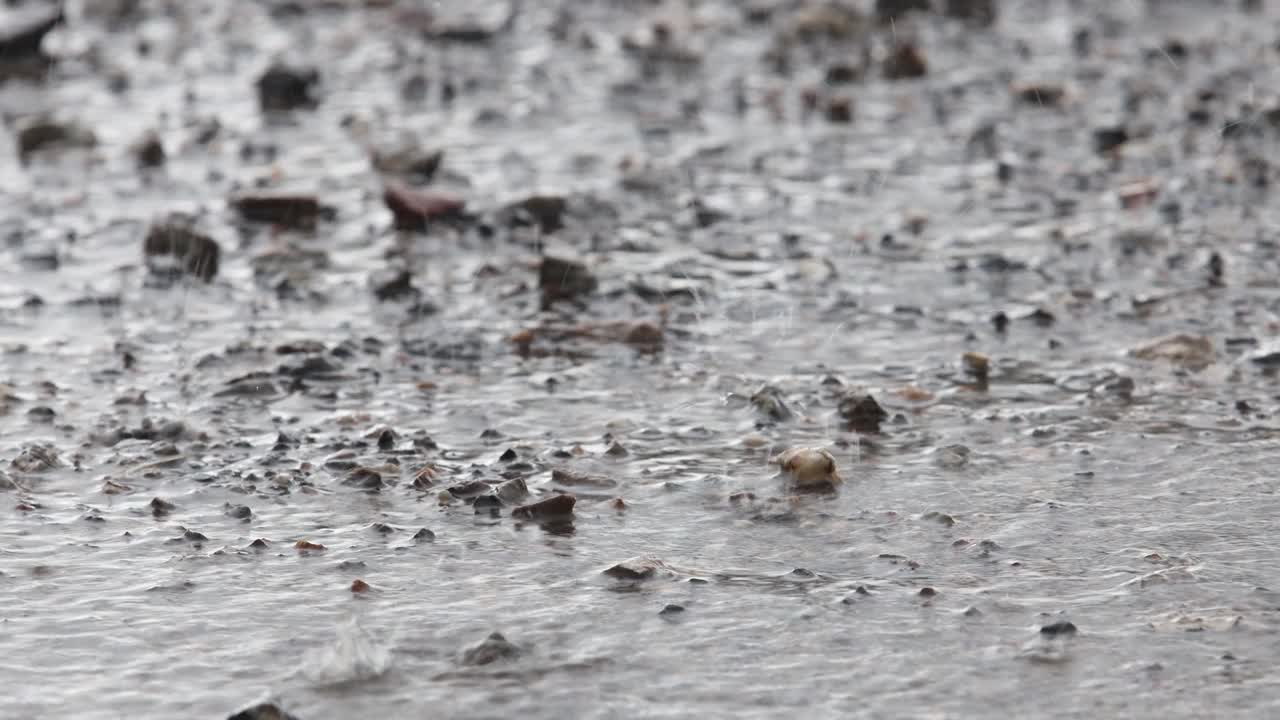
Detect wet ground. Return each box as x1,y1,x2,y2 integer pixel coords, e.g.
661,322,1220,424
3,1,1280,718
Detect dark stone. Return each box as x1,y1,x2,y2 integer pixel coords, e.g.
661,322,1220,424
659,603,686,616
413,528,436,542
0,6,62,76
539,256,597,307
383,182,466,231
825,97,853,124
16,118,96,162
750,385,793,422
511,494,576,520
249,538,269,550
874,0,932,22
838,393,888,433
498,448,517,462
134,132,166,168
1040,621,1078,637
447,480,491,498
1027,308,1055,327
143,220,221,282
1094,127,1128,154
372,269,418,302
227,702,302,720
461,631,522,666
506,195,568,234
883,43,927,81
256,64,320,111
225,504,252,521
26,406,54,422
343,468,384,491
183,530,209,542
918,587,937,597
991,311,1009,333
231,194,332,231
371,146,443,181
943,0,996,25
473,494,502,513
150,497,176,517
377,429,397,451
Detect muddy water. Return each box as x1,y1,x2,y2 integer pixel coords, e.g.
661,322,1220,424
3,1,1280,718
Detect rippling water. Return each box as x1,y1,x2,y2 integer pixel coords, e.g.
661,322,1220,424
3,1,1280,718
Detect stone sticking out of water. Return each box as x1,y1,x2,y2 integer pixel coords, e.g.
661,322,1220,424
461,631,522,666
603,556,669,581
142,219,221,282
256,64,319,111
838,393,887,433
539,255,597,308
16,116,97,163
227,702,302,720
511,493,576,520
231,194,331,231
382,182,466,232
1131,334,1214,370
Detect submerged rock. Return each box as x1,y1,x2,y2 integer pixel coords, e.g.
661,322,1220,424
0,6,63,79
883,43,927,80
461,631,522,666
750,385,793,422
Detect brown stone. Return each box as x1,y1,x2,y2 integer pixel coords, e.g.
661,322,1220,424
383,182,465,231
512,493,576,520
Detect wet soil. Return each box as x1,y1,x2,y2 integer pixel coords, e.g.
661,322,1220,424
3,1,1280,719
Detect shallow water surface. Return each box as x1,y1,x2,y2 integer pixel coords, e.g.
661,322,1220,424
3,1,1280,718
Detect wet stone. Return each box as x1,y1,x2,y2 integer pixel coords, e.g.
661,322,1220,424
874,0,931,22
473,494,502,513
448,480,491,498
0,5,63,75
224,504,252,521
413,528,436,542
505,195,568,234
227,702,302,720
257,64,320,111
231,194,332,231
150,497,176,517
751,385,793,422
539,256,597,307
659,604,686,617
16,117,97,162
838,393,888,433
511,493,576,520
461,631,522,666
603,556,666,581
343,468,384,491
133,132,166,168
883,43,927,80
943,0,997,24
1094,126,1129,154
143,220,221,282
551,468,616,488
12,444,62,473
371,268,418,302
383,182,466,231
1040,621,1078,637
496,477,528,503
249,539,269,550
376,429,397,451
371,145,443,182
